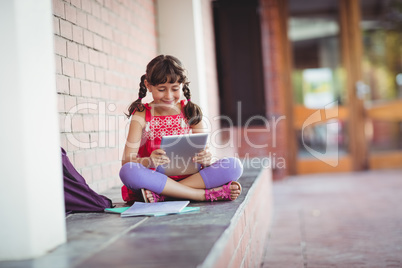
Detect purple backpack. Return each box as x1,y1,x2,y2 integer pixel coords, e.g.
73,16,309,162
61,147,112,214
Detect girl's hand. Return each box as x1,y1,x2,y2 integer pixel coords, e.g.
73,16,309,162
193,146,212,167
149,149,170,168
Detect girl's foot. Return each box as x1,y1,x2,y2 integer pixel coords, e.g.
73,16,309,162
205,181,242,202
141,189,166,203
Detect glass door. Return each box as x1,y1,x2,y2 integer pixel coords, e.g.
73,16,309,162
360,0,402,169
287,0,402,174
288,0,352,174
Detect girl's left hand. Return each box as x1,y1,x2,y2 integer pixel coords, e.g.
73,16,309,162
193,146,212,167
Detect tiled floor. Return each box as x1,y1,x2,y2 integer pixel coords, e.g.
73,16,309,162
262,169,402,268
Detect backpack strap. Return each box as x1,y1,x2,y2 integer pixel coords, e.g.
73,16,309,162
180,99,188,115
180,100,189,128
143,103,152,132
144,103,152,122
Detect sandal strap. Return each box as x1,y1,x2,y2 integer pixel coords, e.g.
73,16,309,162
219,184,231,200
151,191,165,202
205,189,218,202
205,181,233,202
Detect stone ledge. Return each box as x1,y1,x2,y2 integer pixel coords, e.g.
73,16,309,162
0,164,273,268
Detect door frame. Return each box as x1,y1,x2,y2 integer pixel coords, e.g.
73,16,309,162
339,0,368,171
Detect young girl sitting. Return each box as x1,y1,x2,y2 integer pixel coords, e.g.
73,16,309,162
119,55,243,203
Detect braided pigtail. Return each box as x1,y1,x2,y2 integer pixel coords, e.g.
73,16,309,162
183,83,203,125
126,75,147,118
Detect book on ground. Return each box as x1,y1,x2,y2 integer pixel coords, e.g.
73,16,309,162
120,201,192,217
105,205,200,217
104,207,130,214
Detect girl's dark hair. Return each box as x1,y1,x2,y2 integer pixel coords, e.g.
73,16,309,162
126,55,203,126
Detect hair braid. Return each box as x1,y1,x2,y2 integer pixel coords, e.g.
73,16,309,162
183,83,191,100
182,84,203,125
126,75,147,117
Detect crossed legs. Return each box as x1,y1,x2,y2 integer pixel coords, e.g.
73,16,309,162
143,173,242,202
120,157,243,202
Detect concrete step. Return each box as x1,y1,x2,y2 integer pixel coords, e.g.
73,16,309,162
0,164,273,268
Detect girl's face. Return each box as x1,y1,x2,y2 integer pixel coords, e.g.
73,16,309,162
145,80,183,111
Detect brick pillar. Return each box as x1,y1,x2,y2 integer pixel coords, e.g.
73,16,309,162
259,0,296,179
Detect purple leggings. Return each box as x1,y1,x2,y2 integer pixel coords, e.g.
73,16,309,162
119,157,243,194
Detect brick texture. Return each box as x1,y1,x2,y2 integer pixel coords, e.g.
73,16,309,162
259,0,294,180
54,0,222,194
209,167,273,268
53,0,158,193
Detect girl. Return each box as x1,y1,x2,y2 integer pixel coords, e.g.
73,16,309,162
119,55,243,203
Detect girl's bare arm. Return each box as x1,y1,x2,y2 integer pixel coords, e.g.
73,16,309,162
121,111,149,166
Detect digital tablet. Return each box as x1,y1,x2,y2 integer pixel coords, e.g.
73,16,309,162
156,133,209,176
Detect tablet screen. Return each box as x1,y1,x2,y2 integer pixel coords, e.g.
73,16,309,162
156,133,209,176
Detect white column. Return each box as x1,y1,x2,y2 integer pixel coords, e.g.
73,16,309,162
156,0,209,117
0,0,66,260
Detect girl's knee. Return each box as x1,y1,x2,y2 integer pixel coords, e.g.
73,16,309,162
119,163,167,193
219,157,243,181
119,162,147,189
199,157,243,189
229,157,243,180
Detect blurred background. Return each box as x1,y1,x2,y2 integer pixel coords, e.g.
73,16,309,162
213,0,402,179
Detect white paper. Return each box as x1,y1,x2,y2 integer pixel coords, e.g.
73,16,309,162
121,201,190,217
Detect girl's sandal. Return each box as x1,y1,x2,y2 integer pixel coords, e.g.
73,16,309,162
205,181,242,202
141,188,166,203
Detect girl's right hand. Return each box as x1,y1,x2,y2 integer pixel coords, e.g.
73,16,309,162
149,149,170,168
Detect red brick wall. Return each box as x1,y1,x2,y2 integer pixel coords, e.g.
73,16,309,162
53,0,158,192
206,167,273,268
259,0,294,179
